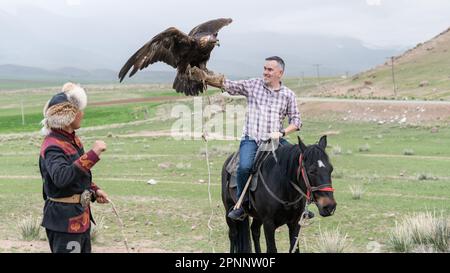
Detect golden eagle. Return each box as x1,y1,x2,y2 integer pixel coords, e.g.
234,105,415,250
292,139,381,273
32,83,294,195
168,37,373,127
118,18,232,96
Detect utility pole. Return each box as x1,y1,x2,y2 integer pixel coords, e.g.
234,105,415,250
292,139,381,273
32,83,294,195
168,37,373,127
390,56,397,97
313,64,321,84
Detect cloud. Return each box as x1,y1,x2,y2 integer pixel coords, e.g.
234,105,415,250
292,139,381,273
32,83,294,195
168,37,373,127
66,0,81,6
0,0,448,72
248,0,450,48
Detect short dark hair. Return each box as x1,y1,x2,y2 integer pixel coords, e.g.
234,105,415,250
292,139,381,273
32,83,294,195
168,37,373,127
265,56,285,71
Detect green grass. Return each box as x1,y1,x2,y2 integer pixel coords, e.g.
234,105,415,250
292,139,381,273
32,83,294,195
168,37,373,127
1,114,449,252
0,82,224,134
0,83,449,252
0,102,166,133
0,79,60,90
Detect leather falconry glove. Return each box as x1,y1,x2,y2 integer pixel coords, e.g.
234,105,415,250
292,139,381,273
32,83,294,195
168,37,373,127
190,66,225,89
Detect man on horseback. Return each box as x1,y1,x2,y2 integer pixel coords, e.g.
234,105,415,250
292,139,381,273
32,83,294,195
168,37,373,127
191,56,308,221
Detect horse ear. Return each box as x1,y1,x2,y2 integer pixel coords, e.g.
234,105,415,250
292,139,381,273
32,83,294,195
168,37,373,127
318,135,327,149
297,136,307,152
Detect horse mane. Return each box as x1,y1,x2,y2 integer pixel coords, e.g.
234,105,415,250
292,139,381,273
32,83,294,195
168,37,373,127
274,142,329,181
302,144,329,166
274,144,300,180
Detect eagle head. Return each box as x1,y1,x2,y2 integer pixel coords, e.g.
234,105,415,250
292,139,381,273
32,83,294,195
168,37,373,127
199,34,220,48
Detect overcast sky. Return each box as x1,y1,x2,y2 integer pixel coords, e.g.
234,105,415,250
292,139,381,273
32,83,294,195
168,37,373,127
1,0,449,48
0,0,449,76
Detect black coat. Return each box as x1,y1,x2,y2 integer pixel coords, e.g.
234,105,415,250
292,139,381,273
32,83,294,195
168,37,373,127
39,129,100,233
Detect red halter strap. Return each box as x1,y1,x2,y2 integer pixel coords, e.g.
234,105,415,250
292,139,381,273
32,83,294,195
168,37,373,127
297,154,335,202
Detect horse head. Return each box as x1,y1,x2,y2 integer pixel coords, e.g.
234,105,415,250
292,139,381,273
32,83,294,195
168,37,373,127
297,135,337,217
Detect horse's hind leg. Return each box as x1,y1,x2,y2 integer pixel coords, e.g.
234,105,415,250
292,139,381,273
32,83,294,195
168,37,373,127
226,217,238,253
251,218,262,253
263,221,277,253
288,222,301,253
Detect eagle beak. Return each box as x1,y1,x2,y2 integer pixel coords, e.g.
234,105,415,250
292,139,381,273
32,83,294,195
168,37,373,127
215,40,220,47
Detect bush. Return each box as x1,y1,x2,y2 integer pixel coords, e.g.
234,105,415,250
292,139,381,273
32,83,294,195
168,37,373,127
332,171,344,179
389,221,414,252
388,212,449,252
91,216,105,243
358,144,370,152
417,174,438,181
349,184,365,200
332,145,342,155
18,215,41,241
403,149,415,156
314,228,349,253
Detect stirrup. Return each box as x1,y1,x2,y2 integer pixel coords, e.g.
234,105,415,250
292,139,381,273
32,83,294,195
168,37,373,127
228,207,247,221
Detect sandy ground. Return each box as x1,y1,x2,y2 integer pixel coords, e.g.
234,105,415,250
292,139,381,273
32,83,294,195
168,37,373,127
0,239,169,253
298,98,450,125
89,96,189,106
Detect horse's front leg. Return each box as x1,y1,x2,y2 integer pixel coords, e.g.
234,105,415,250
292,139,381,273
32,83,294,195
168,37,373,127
288,222,301,253
251,218,263,253
263,221,277,253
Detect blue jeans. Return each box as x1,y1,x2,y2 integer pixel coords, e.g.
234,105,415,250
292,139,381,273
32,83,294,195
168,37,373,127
236,136,289,198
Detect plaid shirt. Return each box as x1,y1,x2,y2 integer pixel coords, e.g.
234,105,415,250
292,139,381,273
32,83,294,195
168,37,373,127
224,78,301,143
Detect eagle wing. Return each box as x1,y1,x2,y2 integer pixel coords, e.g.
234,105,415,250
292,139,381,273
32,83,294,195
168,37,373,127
118,27,194,82
188,18,233,36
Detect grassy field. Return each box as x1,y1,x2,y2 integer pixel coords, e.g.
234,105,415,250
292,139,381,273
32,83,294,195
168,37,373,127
0,79,61,90
0,84,449,253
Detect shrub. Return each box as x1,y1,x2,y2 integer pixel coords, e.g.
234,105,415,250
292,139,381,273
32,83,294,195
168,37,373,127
91,216,105,243
18,215,41,241
417,174,438,181
349,184,365,200
314,228,349,253
358,144,370,152
388,212,449,252
332,145,342,155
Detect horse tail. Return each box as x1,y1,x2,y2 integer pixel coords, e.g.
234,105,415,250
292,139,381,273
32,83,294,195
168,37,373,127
227,217,251,253
222,153,252,253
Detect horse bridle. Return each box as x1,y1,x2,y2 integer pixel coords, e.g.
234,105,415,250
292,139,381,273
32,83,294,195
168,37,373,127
296,153,335,204
257,149,335,208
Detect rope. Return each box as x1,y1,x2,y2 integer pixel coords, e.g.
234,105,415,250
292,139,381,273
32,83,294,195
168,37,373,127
106,198,130,253
201,92,216,253
290,202,310,253
258,168,305,207
202,132,215,253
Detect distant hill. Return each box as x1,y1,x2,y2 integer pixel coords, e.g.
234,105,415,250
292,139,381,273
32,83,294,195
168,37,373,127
0,64,176,84
310,27,450,100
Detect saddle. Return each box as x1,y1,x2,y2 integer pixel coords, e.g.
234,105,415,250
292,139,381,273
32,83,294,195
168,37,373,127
225,141,282,206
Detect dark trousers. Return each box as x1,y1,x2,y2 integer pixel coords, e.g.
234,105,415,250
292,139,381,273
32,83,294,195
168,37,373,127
46,228,91,253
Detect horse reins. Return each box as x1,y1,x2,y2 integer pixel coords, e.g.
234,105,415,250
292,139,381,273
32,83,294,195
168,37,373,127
258,152,335,207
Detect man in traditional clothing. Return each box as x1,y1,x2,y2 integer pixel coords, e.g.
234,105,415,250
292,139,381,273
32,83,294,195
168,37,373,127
39,82,109,253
